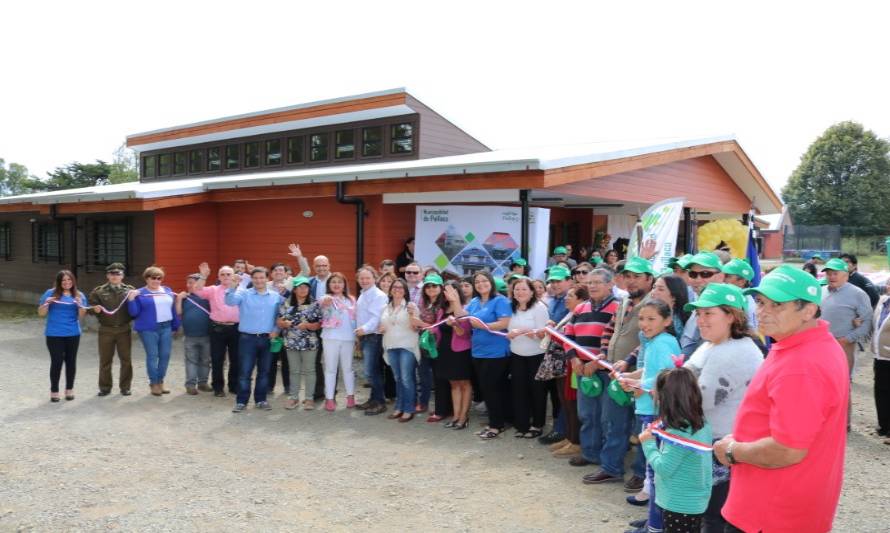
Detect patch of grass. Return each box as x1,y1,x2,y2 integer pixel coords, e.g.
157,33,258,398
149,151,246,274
0,302,38,321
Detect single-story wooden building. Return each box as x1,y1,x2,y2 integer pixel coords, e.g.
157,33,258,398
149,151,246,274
0,88,782,301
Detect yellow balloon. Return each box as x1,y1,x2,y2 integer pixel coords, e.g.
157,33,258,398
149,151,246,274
698,219,748,258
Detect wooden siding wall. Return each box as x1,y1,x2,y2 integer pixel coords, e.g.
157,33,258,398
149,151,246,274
547,208,594,252
406,96,490,158
0,212,154,299
550,156,752,213
153,198,414,291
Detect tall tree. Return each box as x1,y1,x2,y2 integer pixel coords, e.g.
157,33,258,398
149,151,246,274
108,143,139,184
782,121,890,234
43,160,114,190
0,158,43,196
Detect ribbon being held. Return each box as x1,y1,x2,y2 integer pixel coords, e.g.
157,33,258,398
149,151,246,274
646,420,713,453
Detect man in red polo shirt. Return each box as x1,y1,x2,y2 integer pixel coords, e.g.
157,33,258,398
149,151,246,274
713,265,848,532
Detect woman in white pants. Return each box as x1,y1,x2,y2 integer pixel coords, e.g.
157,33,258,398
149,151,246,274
319,272,357,411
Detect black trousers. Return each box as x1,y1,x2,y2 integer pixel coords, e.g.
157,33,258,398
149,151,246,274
314,339,326,400
47,335,80,393
431,356,453,417
473,357,510,429
210,323,240,393
510,353,546,432
876,359,890,433
702,480,730,533
663,510,703,533
268,348,291,392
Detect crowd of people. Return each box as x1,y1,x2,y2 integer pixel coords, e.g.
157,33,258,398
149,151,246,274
36,237,881,532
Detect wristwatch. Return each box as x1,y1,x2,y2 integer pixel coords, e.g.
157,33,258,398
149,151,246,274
725,441,738,465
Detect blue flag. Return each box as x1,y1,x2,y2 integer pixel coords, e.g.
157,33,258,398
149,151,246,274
746,225,762,287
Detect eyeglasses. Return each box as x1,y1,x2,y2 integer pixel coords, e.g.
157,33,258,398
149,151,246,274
405,271,421,275
687,270,717,280
149,276,163,280
108,271,123,276
573,270,591,275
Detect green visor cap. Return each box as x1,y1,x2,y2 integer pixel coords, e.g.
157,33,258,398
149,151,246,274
511,258,528,267
553,246,568,255
422,273,444,286
684,283,747,312
290,276,311,288
722,258,754,281
743,265,821,304
591,256,603,265
821,258,848,272
607,379,634,406
687,251,722,271
494,277,508,292
623,256,656,276
676,254,694,269
546,266,571,281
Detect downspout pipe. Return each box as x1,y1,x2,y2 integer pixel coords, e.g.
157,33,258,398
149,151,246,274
49,204,78,277
520,189,530,260
336,182,365,270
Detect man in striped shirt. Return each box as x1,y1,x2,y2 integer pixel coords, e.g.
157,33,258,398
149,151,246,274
564,268,621,472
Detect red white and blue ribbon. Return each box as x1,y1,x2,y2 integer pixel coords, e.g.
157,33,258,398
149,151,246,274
184,296,212,316
647,420,713,453
43,291,168,315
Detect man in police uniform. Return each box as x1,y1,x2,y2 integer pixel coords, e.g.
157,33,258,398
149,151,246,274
89,263,135,396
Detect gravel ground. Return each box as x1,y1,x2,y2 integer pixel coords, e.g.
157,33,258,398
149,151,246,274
1,317,887,532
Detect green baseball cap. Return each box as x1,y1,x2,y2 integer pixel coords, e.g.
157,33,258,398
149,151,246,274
821,258,848,272
676,254,694,269
743,264,821,305
546,266,571,282
684,283,747,312
657,268,674,278
422,273,444,286
553,246,568,255
687,251,722,271
591,256,603,266
511,258,528,267
623,256,656,276
494,277,508,292
290,276,311,288
607,378,634,407
579,375,603,397
818,277,828,286
721,258,754,281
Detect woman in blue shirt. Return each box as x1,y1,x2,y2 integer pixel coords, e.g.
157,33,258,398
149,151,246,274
455,271,512,439
127,266,180,397
38,270,88,402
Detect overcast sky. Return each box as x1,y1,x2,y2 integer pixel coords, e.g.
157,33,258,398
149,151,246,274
2,1,888,199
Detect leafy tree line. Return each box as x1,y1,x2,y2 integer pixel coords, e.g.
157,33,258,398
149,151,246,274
782,121,890,235
0,144,138,197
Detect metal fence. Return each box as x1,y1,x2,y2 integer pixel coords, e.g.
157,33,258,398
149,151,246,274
783,225,841,259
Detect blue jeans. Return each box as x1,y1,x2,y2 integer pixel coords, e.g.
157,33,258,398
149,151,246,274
388,348,417,413
576,372,633,476
632,415,648,479
418,353,433,407
140,322,172,385
237,333,273,405
361,334,385,403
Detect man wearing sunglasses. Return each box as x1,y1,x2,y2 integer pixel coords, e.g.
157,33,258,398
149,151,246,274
680,251,725,357
403,262,424,305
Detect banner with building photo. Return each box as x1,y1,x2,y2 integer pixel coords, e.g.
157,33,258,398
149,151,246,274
626,197,686,272
415,205,551,279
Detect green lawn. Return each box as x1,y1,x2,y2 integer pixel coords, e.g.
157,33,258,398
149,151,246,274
0,302,38,321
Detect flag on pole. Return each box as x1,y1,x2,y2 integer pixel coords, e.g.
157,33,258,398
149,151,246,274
746,216,762,287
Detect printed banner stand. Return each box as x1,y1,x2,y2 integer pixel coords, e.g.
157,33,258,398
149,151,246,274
627,197,685,271
415,205,550,279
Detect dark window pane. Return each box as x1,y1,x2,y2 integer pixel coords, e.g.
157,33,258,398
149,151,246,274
335,130,355,159
265,139,281,166
225,145,239,169
310,134,328,162
174,153,187,175
0,224,11,259
143,156,157,178
158,154,173,176
287,137,303,164
189,150,204,173
244,142,259,168
390,123,414,153
207,148,221,171
362,127,383,157
39,224,61,260
93,221,128,267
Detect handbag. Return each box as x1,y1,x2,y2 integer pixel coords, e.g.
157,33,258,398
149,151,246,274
535,337,568,381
